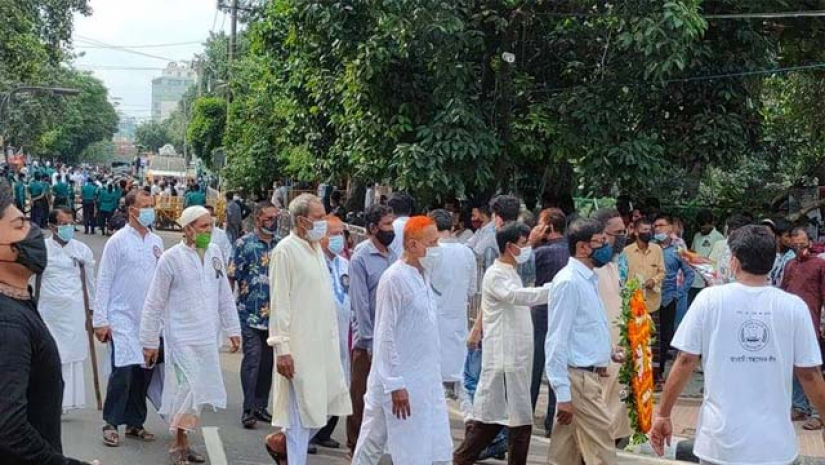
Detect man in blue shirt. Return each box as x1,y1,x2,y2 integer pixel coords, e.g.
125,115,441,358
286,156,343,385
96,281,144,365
228,200,280,429
653,214,695,384
545,218,614,464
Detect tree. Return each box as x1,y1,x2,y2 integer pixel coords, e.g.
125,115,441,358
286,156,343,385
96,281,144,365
187,96,226,169
135,121,173,153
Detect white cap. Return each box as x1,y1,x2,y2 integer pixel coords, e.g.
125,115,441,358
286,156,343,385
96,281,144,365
178,206,210,228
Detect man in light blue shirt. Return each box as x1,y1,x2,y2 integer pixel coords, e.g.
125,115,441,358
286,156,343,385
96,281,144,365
545,218,615,464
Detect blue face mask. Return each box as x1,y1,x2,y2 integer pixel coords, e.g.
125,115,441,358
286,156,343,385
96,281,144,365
138,208,155,228
654,232,668,243
56,225,74,243
328,235,345,255
591,243,613,268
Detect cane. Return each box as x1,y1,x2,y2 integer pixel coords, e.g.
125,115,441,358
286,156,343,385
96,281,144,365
77,260,103,411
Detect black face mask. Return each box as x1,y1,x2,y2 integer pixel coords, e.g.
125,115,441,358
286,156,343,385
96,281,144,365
613,234,627,255
637,232,652,244
375,229,396,247
0,223,48,275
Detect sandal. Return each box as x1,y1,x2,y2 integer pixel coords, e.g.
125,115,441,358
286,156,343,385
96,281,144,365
102,425,119,447
803,417,823,430
125,426,156,442
187,448,206,463
169,448,190,465
792,409,808,422
265,433,287,465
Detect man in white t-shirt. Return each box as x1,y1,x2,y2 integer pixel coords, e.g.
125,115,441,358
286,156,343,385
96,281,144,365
651,224,825,465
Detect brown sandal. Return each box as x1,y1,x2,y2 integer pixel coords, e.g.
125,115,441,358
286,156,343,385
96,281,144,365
265,433,287,465
169,448,190,465
102,425,119,447
125,426,156,442
803,417,823,430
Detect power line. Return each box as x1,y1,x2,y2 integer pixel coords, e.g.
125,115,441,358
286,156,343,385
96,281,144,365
75,41,202,50
75,35,185,62
75,65,166,71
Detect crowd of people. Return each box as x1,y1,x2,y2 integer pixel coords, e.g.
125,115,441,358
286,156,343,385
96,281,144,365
2,172,825,465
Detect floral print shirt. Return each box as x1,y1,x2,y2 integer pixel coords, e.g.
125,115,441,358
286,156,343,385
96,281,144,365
228,232,278,329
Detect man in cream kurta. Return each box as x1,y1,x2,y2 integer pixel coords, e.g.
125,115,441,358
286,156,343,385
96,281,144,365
594,209,632,441
140,206,241,464
265,194,351,465
353,216,452,465
454,222,551,465
39,207,96,412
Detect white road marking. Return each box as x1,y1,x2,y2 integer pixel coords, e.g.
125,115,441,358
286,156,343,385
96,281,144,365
203,426,228,465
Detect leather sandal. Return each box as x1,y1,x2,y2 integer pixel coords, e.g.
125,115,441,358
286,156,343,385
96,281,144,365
265,433,287,465
125,426,156,442
102,425,119,447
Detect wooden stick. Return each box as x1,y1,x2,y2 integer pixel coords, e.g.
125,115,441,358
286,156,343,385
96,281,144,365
78,261,103,411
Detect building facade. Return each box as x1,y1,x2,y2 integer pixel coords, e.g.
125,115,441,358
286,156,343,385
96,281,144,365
151,62,196,122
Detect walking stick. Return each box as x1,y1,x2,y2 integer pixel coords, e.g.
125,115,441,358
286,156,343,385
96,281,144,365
77,260,103,411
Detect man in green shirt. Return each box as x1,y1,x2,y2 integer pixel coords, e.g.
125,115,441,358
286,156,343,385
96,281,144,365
81,178,99,235
13,174,27,212
29,174,51,227
53,175,71,208
97,184,119,236
183,184,207,208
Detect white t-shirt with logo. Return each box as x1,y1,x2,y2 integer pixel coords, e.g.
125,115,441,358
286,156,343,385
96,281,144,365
673,283,821,465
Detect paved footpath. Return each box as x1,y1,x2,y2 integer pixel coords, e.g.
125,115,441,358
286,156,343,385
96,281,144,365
60,231,693,464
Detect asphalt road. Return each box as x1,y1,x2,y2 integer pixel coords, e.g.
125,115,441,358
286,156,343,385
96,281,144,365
59,229,680,465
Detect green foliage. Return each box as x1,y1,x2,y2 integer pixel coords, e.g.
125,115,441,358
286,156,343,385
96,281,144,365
79,139,116,163
135,121,172,153
187,96,226,169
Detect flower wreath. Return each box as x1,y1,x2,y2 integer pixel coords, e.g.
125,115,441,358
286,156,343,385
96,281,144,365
618,277,655,445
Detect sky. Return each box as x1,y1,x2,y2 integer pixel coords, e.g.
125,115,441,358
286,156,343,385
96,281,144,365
72,0,231,120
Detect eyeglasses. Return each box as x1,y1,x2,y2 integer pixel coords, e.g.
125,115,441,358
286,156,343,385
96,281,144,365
606,230,627,237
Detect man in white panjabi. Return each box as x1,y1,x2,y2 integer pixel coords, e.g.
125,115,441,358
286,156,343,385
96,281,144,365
93,189,163,447
427,209,477,421
311,214,352,449
453,222,552,465
38,207,96,412
264,194,352,465
353,216,452,465
593,209,632,441
205,204,232,263
140,206,241,465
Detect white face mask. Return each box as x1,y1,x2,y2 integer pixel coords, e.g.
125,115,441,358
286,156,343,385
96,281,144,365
419,245,442,271
515,245,533,264
307,220,328,242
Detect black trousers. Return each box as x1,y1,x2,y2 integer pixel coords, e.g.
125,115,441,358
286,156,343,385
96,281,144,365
657,301,678,381
454,422,532,465
82,201,96,232
530,306,555,434
313,416,339,442
98,210,113,233
102,339,154,428
31,200,49,228
240,325,274,412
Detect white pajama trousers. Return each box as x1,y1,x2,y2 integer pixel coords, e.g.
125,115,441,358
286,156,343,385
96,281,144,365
286,383,319,465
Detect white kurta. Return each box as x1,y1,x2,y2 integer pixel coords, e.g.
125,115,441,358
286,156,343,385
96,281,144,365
268,233,352,428
360,261,452,464
473,261,551,427
38,237,96,411
210,226,233,264
93,225,165,368
140,242,241,430
327,254,352,386
430,240,477,382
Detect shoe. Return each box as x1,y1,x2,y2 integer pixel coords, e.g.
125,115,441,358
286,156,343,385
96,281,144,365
242,410,257,429
307,444,318,455
254,408,273,423
187,448,206,463
313,437,340,449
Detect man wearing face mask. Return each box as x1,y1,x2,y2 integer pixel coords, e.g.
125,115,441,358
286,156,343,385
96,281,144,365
225,192,250,245
94,189,164,448
545,218,616,465
768,218,795,287
652,214,695,385
689,210,724,302
624,218,665,332
228,200,280,429
347,204,397,456
353,216,452,465
781,227,825,430
140,206,242,465
264,194,352,465
38,207,96,413
311,215,352,450
0,181,100,465
593,209,633,443
454,222,552,465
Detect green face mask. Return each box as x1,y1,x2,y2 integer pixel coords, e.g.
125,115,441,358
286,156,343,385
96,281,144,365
194,232,211,249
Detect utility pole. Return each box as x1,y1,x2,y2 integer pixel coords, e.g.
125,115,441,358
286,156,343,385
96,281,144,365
228,0,238,105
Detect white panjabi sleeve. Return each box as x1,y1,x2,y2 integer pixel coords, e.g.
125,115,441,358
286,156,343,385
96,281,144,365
92,236,118,328
374,272,406,394
139,253,173,350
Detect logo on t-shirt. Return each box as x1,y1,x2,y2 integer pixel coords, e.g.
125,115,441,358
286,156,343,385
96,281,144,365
739,320,770,351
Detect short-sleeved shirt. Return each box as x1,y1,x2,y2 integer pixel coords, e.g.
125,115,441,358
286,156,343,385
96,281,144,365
14,181,26,202
81,184,98,202
673,283,821,465
184,190,207,207
228,232,278,329
53,182,70,199
28,181,44,198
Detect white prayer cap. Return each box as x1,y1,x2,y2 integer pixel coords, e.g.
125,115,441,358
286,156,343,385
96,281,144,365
179,206,210,228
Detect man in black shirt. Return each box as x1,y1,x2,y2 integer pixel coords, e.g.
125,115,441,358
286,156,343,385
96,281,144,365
0,179,97,465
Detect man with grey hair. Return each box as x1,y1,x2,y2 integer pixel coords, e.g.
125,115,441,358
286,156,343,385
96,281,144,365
264,194,352,465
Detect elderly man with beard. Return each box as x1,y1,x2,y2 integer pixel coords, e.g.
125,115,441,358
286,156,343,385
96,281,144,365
140,206,242,464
